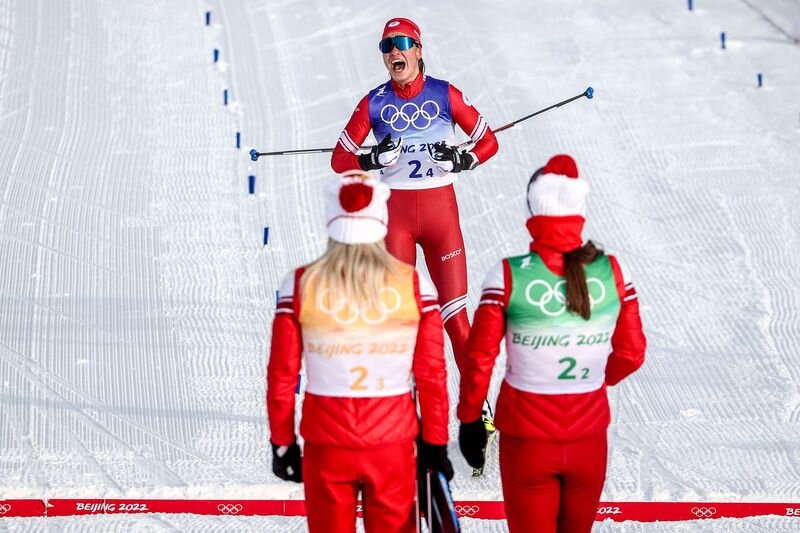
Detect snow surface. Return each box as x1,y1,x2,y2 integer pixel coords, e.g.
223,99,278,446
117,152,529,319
4,514,800,533
1,0,799,529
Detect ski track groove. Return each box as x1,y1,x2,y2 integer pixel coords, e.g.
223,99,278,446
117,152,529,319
0,342,201,485
0,0,799,525
0,0,216,493
0,344,170,492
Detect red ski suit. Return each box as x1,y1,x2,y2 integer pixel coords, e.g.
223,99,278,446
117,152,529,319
267,262,449,533
331,73,498,370
458,217,646,533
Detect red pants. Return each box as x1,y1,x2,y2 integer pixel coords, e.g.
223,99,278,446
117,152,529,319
499,434,607,533
386,185,470,371
303,441,417,533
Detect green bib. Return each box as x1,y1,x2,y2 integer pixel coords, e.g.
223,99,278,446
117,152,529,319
507,253,619,328
502,253,621,394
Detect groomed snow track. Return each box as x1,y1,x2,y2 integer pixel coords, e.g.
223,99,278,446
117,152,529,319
1,0,799,530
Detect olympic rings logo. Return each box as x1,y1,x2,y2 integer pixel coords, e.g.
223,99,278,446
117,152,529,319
217,504,243,515
691,506,717,518
380,100,440,132
317,287,402,325
0,504,10,514
524,278,605,316
455,505,479,517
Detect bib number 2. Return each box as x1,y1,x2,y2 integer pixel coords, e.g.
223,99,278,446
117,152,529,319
407,160,434,179
349,366,384,391
558,357,590,380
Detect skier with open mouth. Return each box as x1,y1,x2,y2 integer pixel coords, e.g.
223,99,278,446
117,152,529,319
331,17,499,378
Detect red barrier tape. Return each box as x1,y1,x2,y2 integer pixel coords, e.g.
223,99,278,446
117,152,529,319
1,499,799,521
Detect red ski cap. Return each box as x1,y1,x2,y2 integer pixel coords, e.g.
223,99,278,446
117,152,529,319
528,155,588,217
382,18,422,46
543,154,579,179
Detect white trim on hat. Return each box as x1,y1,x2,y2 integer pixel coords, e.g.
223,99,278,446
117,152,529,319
324,175,391,244
527,173,588,217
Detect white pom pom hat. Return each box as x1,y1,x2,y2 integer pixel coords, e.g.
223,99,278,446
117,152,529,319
526,154,588,217
324,170,391,244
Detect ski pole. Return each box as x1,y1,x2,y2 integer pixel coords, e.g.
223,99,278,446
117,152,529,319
249,86,594,161
248,147,334,161
456,86,593,148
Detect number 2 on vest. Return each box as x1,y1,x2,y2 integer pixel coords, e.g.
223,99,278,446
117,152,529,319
407,160,434,179
349,366,385,391
558,357,589,380
350,367,369,390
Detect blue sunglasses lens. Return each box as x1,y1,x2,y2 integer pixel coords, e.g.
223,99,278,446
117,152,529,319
379,36,416,53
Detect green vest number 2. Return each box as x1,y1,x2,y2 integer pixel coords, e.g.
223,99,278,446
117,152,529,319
558,356,590,380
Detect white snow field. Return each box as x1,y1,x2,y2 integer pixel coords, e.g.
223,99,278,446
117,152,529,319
1,0,799,530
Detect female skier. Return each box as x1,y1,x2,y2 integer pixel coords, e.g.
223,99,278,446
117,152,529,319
267,171,453,533
331,17,499,372
457,155,646,532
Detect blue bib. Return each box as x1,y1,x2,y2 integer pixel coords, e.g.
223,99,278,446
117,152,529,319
368,77,457,187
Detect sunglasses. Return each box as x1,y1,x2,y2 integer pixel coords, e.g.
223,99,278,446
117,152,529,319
379,36,419,53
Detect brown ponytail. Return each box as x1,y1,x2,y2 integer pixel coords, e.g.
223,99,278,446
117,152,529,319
564,240,604,320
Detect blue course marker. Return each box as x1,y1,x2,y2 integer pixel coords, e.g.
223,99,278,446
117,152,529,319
721,32,726,49
223,89,228,106
248,175,256,194
688,0,692,11
236,132,241,149
213,48,219,63
757,73,763,87
263,227,270,246
206,11,211,26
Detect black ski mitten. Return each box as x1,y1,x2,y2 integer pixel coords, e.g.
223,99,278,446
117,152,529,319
419,440,455,481
459,418,489,469
271,440,302,483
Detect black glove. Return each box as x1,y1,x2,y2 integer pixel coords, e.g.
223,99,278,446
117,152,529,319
271,440,302,483
418,440,454,481
358,133,403,171
428,142,477,173
459,418,489,469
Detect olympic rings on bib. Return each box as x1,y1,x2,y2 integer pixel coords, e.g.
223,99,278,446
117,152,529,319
317,287,402,325
380,100,440,132
524,278,606,316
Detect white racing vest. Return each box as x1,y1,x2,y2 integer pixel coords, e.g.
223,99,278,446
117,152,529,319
298,264,425,398
504,253,621,394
